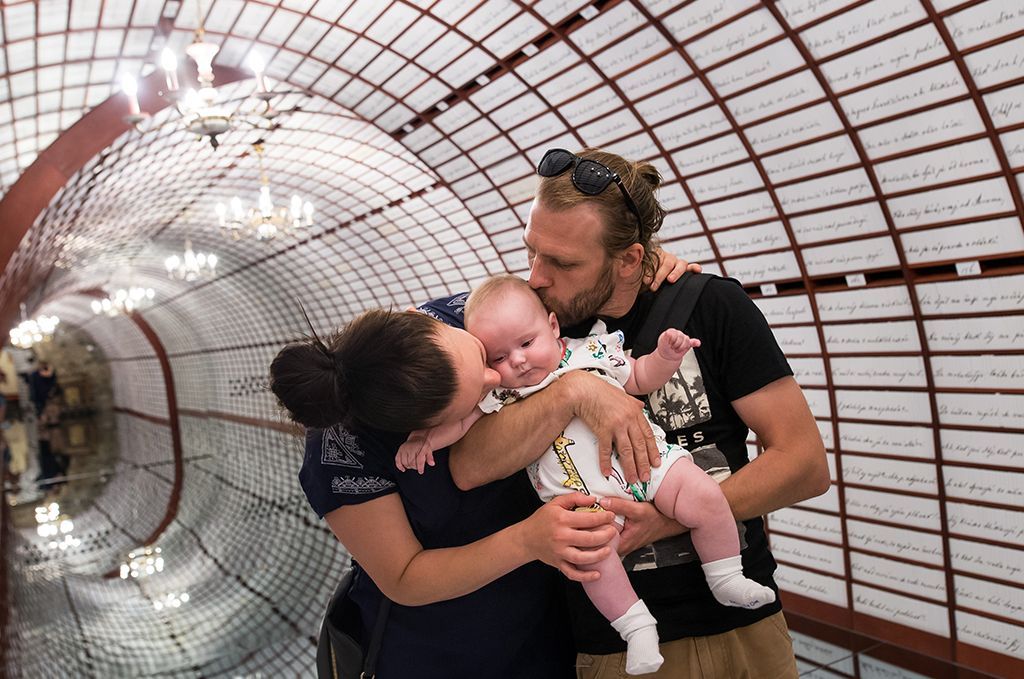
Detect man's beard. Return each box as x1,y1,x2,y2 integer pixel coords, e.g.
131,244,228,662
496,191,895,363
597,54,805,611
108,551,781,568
538,260,615,327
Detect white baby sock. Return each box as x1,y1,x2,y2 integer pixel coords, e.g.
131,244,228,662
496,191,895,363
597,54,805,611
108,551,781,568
702,555,777,609
609,600,664,675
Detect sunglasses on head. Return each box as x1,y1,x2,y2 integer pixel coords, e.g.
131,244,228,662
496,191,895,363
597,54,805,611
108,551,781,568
536,148,642,226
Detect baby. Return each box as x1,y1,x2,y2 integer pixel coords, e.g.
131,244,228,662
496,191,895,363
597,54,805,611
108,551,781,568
397,275,775,675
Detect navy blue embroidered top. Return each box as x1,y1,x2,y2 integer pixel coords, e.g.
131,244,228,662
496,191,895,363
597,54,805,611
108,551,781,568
298,294,574,678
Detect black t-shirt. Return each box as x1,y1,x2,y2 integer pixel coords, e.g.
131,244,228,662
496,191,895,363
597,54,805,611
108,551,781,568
561,276,794,652
298,295,574,678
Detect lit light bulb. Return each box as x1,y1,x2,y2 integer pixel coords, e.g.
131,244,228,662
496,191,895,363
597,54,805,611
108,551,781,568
259,186,273,217
160,48,180,91
121,74,141,115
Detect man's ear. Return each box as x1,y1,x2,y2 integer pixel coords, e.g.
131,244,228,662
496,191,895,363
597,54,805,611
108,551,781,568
549,311,560,338
616,243,644,280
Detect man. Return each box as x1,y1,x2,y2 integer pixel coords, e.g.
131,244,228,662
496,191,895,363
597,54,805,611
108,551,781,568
450,148,829,678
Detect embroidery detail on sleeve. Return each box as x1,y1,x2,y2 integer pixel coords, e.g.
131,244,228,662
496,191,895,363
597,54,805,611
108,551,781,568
447,292,469,315
420,307,443,321
322,426,365,468
331,476,395,494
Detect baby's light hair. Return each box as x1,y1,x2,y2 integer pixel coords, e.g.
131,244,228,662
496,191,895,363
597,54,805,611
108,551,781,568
465,274,547,327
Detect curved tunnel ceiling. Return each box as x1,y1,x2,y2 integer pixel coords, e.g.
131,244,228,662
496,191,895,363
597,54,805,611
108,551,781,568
2,0,1023,676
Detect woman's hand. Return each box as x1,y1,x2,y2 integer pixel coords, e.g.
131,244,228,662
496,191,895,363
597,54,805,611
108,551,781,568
597,496,686,555
647,249,702,291
519,492,618,582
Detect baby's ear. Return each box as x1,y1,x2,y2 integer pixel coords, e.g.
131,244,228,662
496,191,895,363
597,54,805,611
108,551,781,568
405,306,417,312
549,311,560,337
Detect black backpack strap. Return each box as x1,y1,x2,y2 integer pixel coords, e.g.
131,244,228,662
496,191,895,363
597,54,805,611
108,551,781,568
631,272,713,357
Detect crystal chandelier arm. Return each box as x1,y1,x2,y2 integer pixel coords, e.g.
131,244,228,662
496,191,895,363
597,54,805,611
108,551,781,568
237,116,279,132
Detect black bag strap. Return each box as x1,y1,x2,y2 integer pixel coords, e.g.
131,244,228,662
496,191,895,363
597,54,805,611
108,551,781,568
631,272,713,357
317,564,392,679
361,595,391,678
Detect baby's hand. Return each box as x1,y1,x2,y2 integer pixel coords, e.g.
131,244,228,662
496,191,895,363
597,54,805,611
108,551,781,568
395,429,435,474
657,328,700,361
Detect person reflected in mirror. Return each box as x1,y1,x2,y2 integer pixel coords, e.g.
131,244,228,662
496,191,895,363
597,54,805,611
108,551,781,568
28,360,58,417
36,385,69,492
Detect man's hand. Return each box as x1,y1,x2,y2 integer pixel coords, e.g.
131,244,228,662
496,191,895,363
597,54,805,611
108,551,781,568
520,493,619,582
647,250,702,292
598,496,686,555
657,328,701,361
563,371,660,484
395,429,434,474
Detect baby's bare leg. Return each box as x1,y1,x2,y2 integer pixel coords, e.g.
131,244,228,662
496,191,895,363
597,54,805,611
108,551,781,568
581,529,663,674
654,457,776,609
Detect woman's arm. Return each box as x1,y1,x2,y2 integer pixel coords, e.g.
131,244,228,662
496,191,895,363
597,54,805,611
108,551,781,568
325,491,618,606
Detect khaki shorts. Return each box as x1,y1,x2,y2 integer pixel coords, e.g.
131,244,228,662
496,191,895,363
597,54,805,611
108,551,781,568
576,611,798,679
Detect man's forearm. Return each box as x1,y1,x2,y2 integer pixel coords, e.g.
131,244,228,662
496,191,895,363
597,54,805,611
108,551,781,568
449,376,579,490
720,443,830,521
725,377,830,521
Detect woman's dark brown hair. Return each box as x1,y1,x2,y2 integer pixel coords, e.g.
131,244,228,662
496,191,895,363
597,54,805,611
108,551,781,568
269,309,457,431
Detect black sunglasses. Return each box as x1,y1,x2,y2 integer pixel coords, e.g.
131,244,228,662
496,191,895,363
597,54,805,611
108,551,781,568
536,148,642,226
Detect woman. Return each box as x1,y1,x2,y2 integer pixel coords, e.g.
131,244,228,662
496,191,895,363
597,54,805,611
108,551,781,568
271,305,618,678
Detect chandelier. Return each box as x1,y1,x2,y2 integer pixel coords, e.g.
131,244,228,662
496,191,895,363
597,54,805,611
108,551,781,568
9,303,59,349
216,142,314,241
165,238,218,281
35,502,81,551
120,545,165,580
91,287,155,316
153,591,190,611
121,4,300,149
